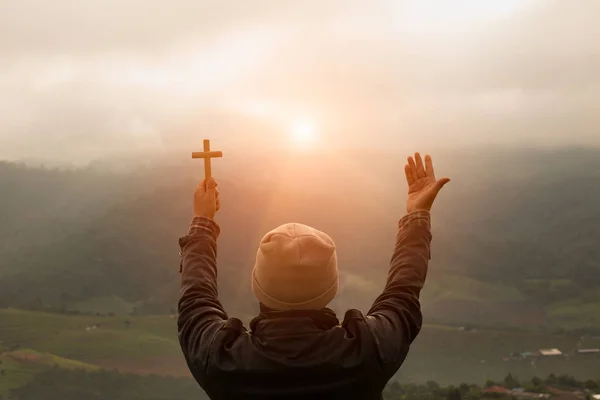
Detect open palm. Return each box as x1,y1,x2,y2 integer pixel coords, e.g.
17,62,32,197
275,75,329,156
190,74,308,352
404,153,450,213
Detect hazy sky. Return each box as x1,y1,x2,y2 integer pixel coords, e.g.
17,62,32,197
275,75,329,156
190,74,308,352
1,0,599,164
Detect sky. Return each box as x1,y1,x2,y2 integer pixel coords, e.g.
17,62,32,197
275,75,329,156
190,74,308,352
1,0,599,164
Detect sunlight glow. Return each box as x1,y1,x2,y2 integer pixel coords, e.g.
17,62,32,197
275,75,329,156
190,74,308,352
290,120,318,147
401,0,529,33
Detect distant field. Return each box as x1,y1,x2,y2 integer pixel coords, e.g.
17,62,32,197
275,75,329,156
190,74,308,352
424,273,525,304
547,297,600,330
404,323,600,385
68,295,135,316
0,348,98,396
1,307,600,389
0,309,185,374
340,271,599,332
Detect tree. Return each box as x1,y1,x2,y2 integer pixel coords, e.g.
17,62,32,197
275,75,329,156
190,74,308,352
447,387,462,400
529,376,545,393
504,373,520,389
545,373,557,386
426,381,441,392
557,374,579,389
584,379,599,390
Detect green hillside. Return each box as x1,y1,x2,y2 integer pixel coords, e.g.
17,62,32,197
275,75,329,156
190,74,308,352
4,366,208,400
0,309,185,376
2,308,600,388
0,148,599,331
0,348,98,396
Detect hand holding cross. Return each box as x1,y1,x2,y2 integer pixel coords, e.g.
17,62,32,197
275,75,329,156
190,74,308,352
192,139,223,179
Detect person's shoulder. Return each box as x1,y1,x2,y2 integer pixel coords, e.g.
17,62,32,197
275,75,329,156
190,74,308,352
341,308,367,323
220,317,247,334
209,317,246,342
336,309,381,353
340,308,371,335
210,317,248,349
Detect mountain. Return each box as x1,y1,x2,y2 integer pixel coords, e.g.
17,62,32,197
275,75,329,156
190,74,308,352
0,146,599,330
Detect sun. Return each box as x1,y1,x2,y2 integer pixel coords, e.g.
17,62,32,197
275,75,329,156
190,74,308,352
290,120,317,147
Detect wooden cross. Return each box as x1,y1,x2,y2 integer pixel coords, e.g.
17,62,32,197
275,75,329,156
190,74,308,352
192,139,223,179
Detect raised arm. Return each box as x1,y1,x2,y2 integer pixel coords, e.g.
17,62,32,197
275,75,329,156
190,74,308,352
366,153,450,378
177,177,227,385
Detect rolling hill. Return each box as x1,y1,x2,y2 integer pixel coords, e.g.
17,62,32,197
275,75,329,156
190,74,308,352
2,308,600,389
0,146,599,331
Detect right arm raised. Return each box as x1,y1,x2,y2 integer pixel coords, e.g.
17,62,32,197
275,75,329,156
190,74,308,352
365,152,450,379
365,210,431,377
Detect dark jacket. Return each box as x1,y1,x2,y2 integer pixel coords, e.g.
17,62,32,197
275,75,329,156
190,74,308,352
178,211,432,400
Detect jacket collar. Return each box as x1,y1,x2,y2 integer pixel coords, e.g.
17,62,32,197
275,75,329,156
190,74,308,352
249,307,340,336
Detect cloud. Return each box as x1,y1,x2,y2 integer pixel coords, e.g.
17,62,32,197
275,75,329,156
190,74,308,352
1,0,599,164
0,0,275,56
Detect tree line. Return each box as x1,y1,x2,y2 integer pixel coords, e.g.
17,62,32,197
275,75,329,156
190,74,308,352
8,366,600,400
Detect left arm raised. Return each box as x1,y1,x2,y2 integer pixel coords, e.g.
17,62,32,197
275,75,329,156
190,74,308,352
177,216,227,385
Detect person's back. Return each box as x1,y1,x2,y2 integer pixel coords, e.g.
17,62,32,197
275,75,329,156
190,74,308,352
200,309,382,400
177,152,450,399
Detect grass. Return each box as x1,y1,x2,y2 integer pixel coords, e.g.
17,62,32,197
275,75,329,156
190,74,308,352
547,299,600,330
340,271,526,306
403,324,600,384
0,348,98,396
2,307,600,389
334,271,529,327
0,308,180,362
423,272,525,304
67,295,135,316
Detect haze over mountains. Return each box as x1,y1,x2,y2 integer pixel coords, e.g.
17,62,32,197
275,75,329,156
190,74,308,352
1,145,598,331
2,0,600,164
3,1,600,397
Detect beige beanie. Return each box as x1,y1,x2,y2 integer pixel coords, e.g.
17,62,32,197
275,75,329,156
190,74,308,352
251,223,338,311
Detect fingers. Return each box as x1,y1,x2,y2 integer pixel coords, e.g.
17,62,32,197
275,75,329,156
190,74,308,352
206,177,218,190
425,154,435,178
404,164,415,185
213,180,220,211
407,156,418,182
194,177,221,217
199,178,218,191
433,177,451,194
415,153,426,178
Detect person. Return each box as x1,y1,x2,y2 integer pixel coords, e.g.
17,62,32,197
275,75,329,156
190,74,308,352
178,152,450,400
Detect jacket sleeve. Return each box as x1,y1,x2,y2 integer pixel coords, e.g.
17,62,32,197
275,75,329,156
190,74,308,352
365,210,431,378
177,216,228,385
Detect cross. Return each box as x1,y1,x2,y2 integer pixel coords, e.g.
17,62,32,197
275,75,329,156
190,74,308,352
192,139,223,179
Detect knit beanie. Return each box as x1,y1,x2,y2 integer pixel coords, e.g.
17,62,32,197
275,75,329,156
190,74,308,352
251,223,338,311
